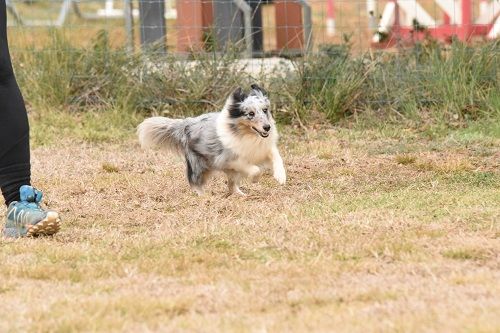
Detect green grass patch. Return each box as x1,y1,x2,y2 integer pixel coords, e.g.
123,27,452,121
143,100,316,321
443,171,499,187
30,108,139,146
395,154,417,165
102,163,120,173
442,248,490,261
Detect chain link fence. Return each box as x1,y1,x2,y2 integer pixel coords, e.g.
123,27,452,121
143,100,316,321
7,0,499,53
6,0,500,121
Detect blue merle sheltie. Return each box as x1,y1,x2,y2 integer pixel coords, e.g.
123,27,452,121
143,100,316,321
137,84,286,196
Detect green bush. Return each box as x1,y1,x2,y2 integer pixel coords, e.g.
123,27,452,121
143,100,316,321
14,31,499,127
290,43,371,123
16,30,251,116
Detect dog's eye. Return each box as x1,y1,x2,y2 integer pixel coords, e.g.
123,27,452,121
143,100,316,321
263,108,268,113
248,112,255,117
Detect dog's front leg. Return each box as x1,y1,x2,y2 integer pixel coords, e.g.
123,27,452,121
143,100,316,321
237,164,261,180
271,147,286,185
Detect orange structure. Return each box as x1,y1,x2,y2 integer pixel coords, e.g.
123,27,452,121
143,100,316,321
275,0,304,51
176,0,306,54
176,0,213,52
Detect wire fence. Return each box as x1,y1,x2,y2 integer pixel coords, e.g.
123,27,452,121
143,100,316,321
7,0,498,54
5,0,500,118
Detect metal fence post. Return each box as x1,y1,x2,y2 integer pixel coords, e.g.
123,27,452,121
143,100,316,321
138,0,167,52
213,0,252,57
247,0,264,56
124,0,135,52
299,0,312,53
232,0,253,57
6,0,24,25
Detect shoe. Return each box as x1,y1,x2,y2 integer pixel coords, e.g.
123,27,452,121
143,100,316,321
3,185,60,238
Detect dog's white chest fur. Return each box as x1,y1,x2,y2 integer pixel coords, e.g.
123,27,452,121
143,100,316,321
234,136,273,165
217,117,276,167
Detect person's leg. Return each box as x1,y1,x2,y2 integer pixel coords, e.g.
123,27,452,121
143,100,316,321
1,0,60,237
0,0,31,205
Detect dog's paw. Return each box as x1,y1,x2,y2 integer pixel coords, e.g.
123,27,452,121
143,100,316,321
247,165,261,178
250,170,263,183
192,187,205,196
226,188,246,197
235,188,247,196
251,175,261,183
273,168,287,185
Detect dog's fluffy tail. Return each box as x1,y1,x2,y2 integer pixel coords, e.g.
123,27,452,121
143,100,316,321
137,117,186,153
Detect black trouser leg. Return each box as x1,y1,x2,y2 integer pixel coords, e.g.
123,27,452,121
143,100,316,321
0,0,31,206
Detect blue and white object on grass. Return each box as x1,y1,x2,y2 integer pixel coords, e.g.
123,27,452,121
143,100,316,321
3,185,60,238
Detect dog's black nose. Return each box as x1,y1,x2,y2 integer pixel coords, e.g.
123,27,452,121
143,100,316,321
263,124,271,132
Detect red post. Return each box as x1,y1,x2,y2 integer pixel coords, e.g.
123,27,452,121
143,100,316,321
275,0,304,51
393,0,401,39
460,0,472,40
176,0,213,53
326,0,335,36
326,0,335,20
443,13,450,25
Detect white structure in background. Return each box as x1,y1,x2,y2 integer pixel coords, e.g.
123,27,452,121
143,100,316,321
489,18,500,38
373,1,437,41
96,0,139,18
480,0,489,16
165,0,177,19
367,0,378,30
373,0,500,43
434,0,498,25
326,19,335,36
472,0,499,38
95,0,176,20
97,0,177,20
434,0,460,24
373,1,396,41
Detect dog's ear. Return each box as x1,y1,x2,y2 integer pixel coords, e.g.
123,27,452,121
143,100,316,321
228,87,246,118
250,84,261,91
232,87,247,103
250,83,268,96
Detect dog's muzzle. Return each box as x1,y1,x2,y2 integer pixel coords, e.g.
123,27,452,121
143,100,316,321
252,126,270,138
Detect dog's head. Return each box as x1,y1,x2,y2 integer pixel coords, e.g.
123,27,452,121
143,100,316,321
226,84,274,138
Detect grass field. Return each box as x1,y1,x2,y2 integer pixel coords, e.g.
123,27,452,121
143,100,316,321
2,2,499,331
1,117,499,332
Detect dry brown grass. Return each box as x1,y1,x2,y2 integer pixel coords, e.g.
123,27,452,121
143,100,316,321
0,124,499,332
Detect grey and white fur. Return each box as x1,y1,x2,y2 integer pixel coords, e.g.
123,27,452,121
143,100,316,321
137,84,286,195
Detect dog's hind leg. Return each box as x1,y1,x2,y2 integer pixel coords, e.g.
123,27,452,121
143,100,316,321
225,171,245,196
191,184,205,196
185,151,209,196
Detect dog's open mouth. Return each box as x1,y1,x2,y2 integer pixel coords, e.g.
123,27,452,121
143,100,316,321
252,127,270,138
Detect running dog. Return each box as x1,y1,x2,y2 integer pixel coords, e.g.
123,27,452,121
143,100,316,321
137,84,286,196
